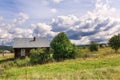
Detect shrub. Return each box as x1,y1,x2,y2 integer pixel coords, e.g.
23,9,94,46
71,44,79,58
50,32,76,61
108,34,120,53
15,57,30,67
30,49,50,64
1,61,16,69
89,41,98,52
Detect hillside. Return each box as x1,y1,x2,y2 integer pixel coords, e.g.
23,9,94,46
0,48,120,80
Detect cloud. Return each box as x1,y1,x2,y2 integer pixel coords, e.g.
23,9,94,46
14,0,61,19
50,8,58,14
19,12,29,20
13,12,29,25
51,0,63,3
31,23,58,39
1,0,120,45
0,13,31,45
32,23,52,37
51,15,79,32
71,36,90,45
10,28,33,38
49,0,120,45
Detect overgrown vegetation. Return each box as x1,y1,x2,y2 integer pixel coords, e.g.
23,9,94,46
0,57,30,69
30,48,50,64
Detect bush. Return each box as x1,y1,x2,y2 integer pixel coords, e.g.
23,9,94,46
71,44,80,58
109,34,120,53
30,49,50,64
50,32,77,61
89,41,98,52
15,57,30,67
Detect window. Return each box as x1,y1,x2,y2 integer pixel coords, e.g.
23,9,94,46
21,49,25,56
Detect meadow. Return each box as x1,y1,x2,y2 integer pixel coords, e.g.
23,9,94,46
0,47,120,80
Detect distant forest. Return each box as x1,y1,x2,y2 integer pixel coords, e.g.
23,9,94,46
0,46,13,52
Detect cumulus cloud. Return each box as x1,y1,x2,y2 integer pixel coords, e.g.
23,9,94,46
31,23,58,39
0,12,31,45
13,12,29,25
1,0,120,45
10,28,33,38
32,23,52,37
51,15,79,32
49,0,120,45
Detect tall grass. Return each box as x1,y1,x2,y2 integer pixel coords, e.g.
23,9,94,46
1,54,120,79
0,53,14,60
0,47,120,80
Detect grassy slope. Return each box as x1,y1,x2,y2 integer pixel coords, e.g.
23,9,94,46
1,48,120,80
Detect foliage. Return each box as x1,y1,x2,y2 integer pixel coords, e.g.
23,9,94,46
72,44,80,58
89,41,98,52
30,49,50,64
50,32,76,61
108,34,120,53
14,57,30,67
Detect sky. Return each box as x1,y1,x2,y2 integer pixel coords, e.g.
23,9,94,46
0,0,120,45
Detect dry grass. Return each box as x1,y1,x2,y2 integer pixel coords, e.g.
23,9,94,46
1,47,120,80
0,53,14,60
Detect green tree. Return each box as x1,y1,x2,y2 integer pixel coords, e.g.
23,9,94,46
89,41,98,52
50,32,76,61
109,34,120,53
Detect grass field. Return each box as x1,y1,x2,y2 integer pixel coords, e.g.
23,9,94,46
0,53,14,61
0,47,120,80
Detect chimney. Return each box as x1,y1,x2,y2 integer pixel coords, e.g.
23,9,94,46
33,37,36,41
